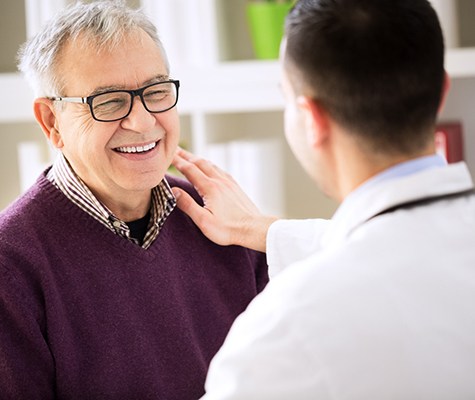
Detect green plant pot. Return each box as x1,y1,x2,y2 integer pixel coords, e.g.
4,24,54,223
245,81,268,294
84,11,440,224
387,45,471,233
246,2,293,60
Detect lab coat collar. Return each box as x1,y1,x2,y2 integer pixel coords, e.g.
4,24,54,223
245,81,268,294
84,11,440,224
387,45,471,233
321,162,474,249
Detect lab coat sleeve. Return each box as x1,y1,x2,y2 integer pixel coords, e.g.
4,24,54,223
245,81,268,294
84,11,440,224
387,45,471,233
266,218,331,278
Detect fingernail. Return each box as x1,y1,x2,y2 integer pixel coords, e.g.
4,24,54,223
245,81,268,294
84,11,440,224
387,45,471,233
171,188,181,199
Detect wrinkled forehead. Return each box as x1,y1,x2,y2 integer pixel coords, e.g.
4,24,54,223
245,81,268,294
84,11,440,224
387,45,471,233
55,28,169,95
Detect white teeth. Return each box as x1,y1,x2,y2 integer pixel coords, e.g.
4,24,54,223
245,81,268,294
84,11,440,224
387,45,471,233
116,142,157,153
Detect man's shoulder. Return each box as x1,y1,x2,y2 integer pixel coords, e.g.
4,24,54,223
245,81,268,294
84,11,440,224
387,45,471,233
0,176,58,234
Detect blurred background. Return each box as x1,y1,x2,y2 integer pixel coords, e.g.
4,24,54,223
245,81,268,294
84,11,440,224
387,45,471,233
1,0,474,219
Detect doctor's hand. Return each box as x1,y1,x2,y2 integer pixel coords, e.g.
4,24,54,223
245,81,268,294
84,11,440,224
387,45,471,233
171,148,278,252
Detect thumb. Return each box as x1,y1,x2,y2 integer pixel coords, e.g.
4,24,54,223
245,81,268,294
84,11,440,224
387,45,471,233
172,187,226,244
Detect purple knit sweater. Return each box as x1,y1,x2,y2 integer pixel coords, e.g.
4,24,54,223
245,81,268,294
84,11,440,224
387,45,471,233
0,171,268,400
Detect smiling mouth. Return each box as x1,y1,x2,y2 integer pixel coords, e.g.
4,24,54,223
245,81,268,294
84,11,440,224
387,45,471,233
114,141,158,154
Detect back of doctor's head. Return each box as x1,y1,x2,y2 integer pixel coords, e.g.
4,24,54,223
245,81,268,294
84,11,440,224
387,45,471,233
18,0,169,98
284,0,445,155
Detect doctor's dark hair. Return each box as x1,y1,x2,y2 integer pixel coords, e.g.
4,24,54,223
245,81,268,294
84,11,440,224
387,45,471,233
17,0,169,98
284,0,445,155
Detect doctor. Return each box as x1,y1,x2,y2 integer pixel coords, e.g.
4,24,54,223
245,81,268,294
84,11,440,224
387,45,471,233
173,0,475,398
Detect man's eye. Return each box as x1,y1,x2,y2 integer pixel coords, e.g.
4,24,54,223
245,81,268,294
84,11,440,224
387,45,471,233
94,97,127,110
145,90,168,102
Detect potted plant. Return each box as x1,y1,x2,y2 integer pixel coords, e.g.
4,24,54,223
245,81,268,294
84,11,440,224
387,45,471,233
246,0,294,60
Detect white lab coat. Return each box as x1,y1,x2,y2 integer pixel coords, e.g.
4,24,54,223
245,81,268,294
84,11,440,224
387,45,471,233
202,162,475,400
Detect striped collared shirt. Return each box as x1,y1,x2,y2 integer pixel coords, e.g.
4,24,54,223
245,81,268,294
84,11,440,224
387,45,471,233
46,153,176,249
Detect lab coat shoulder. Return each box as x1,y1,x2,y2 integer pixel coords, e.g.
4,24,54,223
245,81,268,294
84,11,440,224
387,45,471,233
266,218,331,278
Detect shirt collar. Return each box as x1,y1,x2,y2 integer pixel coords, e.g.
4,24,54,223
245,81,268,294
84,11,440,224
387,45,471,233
322,155,461,249
47,152,176,248
348,154,447,203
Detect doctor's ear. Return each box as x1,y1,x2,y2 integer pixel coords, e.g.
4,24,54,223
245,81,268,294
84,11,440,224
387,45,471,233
33,98,64,149
296,96,331,147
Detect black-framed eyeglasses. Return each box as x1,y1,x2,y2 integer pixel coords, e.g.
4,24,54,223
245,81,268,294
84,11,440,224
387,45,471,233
49,79,180,122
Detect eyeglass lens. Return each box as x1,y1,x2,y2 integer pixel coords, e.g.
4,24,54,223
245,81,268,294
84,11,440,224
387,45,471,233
91,81,177,121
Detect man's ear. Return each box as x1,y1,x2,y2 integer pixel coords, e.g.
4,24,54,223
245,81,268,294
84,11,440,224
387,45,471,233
34,98,64,149
296,96,330,148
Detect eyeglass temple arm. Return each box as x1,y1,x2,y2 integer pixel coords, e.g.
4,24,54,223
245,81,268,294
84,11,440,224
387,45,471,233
50,97,87,104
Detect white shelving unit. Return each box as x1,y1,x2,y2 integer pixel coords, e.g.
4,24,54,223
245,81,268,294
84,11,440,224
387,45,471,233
1,0,474,217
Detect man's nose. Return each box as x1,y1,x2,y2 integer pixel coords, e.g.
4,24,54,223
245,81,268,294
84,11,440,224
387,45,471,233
121,96,156,131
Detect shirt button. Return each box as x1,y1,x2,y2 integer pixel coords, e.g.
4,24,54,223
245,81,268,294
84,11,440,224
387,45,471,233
112,221,121,228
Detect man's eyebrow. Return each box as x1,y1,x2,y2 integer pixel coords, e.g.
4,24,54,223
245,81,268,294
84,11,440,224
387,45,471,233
89,86,122,96
143,74,170,85
89,75,170,96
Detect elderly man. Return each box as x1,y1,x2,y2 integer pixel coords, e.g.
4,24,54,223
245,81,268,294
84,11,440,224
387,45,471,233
0,1,267,399
172,0,475,398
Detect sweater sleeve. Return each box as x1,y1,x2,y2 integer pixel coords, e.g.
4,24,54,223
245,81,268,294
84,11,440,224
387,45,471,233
0,264,55,399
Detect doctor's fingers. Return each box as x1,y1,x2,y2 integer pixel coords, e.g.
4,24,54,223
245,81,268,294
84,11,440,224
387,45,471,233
173,148,237,186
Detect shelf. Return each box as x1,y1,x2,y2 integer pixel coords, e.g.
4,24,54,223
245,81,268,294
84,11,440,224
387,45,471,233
3,46,475,124
0,61,282,123
176,60,283,114
177,47,475,113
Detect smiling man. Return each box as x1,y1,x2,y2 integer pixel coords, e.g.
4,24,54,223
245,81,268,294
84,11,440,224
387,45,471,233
0,1,268,399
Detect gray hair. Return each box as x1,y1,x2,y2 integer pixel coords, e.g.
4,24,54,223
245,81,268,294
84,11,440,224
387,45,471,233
17,0,169,97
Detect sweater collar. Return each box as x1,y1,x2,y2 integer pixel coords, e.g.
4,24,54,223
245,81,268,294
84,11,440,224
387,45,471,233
46,153,176,249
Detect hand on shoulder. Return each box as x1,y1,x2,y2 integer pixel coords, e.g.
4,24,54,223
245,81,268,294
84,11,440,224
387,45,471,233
171,148,278,252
